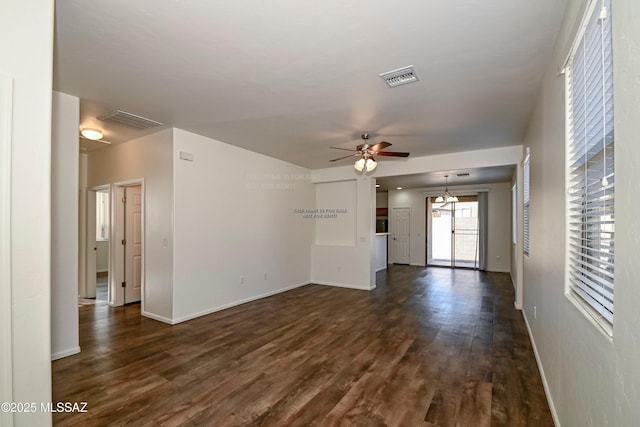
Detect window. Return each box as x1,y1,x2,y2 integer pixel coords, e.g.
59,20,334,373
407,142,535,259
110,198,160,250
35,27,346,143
96,191,109,241
523,148,530,255
565,0,615,334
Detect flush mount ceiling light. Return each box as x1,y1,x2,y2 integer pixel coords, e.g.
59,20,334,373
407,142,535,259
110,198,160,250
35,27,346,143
435,175,459,203
80,128,104,140
79,128,112,145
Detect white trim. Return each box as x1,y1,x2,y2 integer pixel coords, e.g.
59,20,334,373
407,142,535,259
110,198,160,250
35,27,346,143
51,346,81,361
0,74,14,427
314,280,374,291
170,281,312,324
141,311,174,325
522,312,561,427
565,290,614,341
110,186,124,306
561,0,600,72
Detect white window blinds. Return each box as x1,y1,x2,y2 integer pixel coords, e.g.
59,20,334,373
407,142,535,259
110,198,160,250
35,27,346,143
565,0,615,333
523,149,530,255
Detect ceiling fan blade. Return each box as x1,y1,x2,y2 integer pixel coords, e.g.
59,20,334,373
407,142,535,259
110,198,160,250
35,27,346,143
368,141,392,152
375,151,410,157
330,154,357,162
330,146,357,152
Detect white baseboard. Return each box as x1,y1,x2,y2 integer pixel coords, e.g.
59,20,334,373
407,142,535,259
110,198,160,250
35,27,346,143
314,280,374,291
522,311,561,427
170,281,311,325
51,346,81,361
141,311,174,325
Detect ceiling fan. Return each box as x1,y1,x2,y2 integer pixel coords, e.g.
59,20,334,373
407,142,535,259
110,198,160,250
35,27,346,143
330,133,410,172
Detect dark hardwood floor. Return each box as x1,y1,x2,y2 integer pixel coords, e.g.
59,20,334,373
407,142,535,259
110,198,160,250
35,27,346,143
53,265,553,426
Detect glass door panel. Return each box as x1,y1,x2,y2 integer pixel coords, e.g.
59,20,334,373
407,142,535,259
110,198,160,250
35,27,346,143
452,200,479,268
428,196,479,268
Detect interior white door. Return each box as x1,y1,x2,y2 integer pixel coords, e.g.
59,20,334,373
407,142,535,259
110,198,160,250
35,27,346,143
124,185,142,304
86,190,97,298
391,207,410,264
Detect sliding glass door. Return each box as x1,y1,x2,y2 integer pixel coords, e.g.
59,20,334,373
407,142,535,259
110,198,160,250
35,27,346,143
428,196,479,268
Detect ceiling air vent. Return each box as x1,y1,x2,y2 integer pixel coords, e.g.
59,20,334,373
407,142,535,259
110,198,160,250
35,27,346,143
98,109,163,130
379,65,420,88
457,173,470,177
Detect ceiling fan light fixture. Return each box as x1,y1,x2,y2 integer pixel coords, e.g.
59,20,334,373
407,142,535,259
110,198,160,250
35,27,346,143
435,195,444,203
80,128,104,140
365,157,377,172
354,155,377,173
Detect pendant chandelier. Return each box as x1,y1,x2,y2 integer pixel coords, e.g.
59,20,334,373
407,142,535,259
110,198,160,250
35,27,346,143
435,175,458,203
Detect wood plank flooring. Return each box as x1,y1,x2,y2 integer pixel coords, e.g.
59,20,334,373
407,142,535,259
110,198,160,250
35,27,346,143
52,265,553,426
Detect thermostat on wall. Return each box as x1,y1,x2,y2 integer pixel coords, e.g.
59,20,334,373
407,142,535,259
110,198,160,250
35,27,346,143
179,151,194,161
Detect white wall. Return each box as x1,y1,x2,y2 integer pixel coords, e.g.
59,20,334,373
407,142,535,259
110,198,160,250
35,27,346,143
374,235,388,272
172,129,314,322
0,1,54,425
315,180,356,246
87,129,174,321
51,91,80,361
522,0,640,425
388,182,512,272
310,175,376,290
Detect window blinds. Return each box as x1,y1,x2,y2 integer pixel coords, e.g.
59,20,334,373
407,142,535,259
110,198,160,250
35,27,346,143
523,150,530,255
566,0,615,332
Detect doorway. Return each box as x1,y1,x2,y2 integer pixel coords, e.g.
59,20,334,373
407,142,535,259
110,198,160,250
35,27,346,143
83,180,144,307
427,196,479,269
95,188,110,302
112,183,143,305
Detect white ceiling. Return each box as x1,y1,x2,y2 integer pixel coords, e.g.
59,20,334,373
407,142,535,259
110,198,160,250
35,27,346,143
54,0,566,169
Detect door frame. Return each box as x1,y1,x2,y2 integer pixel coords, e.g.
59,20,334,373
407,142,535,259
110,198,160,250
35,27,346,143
110,179,145,308
84,188,97,298
0,74,14,423
90,185,110,301
425,192,485,269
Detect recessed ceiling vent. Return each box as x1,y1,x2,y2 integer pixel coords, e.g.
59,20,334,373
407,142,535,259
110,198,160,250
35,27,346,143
457,172,470,177
98,109,163,130
379,65,420,88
